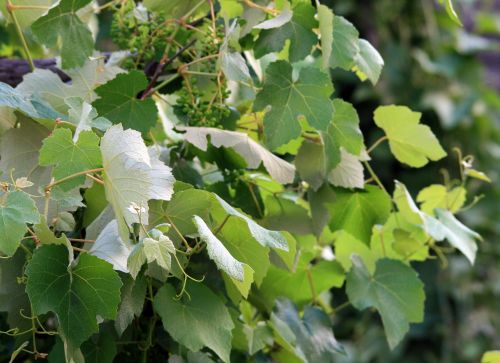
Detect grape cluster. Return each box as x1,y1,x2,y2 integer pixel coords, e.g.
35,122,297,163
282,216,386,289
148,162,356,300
175,22,231,128
110,0,173,68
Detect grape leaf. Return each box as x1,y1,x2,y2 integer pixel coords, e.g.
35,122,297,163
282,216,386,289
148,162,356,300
353,39,384,85
193,215,249,282
254,3,317,62
346,256,425,349
100,124,174,241
326,185,392,244
253,3,292,29
26,245,122,360
416,184,466,215
334,230,376,273
39,128,102,191
0,82,64,121
154,283,234,363
271,300,346,361
179,126,295,184
318,4,334,70
328,149,365,189
127,232,176,279
254,61,334,150
92,71,158,133
428,209,481,264
31,0,94,69
329,15,359,70
115,275,147,336
90,220,132,273
374,105,447,167
482,351,500,363
0,0,56,28
0,191,39,256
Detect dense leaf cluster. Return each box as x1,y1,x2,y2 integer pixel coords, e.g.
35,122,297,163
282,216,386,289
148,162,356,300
0,0,490,362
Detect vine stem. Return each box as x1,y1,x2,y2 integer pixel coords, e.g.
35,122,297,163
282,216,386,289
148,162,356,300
6,0,35,71
362,161,390,198
45,168,104,191
366,135,388,154
166,216,192,251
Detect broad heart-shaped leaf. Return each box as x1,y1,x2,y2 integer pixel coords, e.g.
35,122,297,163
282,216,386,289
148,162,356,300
427,209,481,264
416,184,466,215
346,256,425,349
353,39,385,85
31,0,93,69
26,245,122,360
93,71,158,133
254,2,317,62
271,300,346,361
254,61,334,150
39,128,102,191
329,15,359,70
0,191,39,256
0,82,64,121
193,215,245,281
100,124,174,241
326,185,392,244
326,99,364,157
179,126,295,184
374,105,446,167
90,220,132,273
154,283,234,363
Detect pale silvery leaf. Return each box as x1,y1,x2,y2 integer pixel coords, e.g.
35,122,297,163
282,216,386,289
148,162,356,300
426,209,481,264
90,220,133,273
101,124,175,241
66,97,111,140
220,52,252,82
253,3,292,29
127,233,176,279
328,149,365,189
179,126,295,184
193,215,245,281
17,58,124,113
213,194,288,251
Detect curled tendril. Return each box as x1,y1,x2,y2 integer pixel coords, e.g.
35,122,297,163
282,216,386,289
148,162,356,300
172,252,205,300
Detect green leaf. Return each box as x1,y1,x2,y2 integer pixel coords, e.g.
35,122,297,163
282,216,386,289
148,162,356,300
416,184,466,215
154,283,234,362
258,252,344,308
271,300,346,360
219,0,244,18
81,327,117,363
115,275,147,336
326,185,391,244
429,209,481,264
254,3,317,62
39,128,102,190
100,124,175,241
334,230,376,273
93,71,158,133
0,0,56,28
254,61,334,150
329,15,359,70
328,99,364,156
374,105,447,167
482,351,500,363
127,232,176,279
352,39,384,85
440,0,462,26
31,0,93,69
328,149,365,189
0,191,39,256
295,139,328,190
346,256,425,349
317,4,334,70
26,245,122,360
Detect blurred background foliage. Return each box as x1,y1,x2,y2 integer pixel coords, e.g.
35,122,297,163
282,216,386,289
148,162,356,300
325,1,500,362
0,0,498,362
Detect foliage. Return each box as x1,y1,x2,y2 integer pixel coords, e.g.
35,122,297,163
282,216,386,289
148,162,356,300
0,0,494,362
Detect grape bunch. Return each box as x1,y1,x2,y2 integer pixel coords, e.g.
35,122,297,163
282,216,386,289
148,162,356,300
174,22,231,128
110,0,174,68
